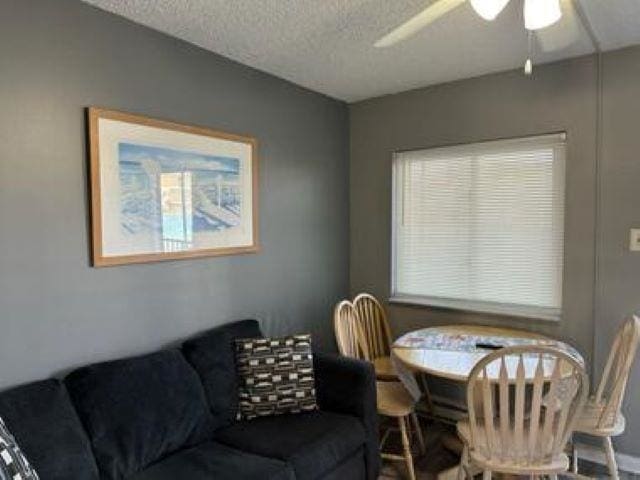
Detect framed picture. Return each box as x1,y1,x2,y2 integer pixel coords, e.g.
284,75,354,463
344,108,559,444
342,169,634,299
88,107,259,267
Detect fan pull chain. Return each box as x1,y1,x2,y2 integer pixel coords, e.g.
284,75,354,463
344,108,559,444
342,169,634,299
524,30,534,76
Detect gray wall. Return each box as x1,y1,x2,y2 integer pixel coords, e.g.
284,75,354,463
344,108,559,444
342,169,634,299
350,51,640,457
597,46,640,456
350,55,598,358
0,0,348,389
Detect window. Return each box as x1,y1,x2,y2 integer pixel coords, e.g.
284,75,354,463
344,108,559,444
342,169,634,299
391,133,566,321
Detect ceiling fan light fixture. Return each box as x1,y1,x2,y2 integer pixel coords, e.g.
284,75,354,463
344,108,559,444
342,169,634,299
524,0,562,30
469,0,510,21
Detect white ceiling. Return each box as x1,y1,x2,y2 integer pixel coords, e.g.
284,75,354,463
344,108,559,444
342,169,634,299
82,0,640,102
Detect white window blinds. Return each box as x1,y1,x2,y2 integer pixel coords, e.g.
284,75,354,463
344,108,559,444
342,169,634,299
392,134,566,321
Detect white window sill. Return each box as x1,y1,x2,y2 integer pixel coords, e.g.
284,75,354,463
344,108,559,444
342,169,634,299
388,295,561,322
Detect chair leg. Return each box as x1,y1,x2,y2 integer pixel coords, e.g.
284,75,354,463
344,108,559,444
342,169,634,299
380,424,391,452
572,441,579,474
410,412,426,455
399,416,416,480
603,436,619,480
482,470,491,480
419,373,435,414
550,475,558,480
457,444,469,480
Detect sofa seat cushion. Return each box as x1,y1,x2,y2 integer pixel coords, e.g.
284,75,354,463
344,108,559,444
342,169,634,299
65,350,215,480
321,447,366,480
129,442,294,480
0,379,99,480
215,411,366,480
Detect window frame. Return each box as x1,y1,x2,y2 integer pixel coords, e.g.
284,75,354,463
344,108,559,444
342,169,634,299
389,133,567,322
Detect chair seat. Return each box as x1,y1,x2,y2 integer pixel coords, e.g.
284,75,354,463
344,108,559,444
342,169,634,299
457,420,570,475
373,356,398,381
574,398,626,437
377,381,414,417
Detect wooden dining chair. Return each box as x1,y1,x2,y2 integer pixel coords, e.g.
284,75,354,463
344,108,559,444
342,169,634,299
457,345,588,480
353,293,397,380
570,315,640,480
333,300,425,480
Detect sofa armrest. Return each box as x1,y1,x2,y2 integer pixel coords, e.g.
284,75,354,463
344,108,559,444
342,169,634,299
314,352,379,480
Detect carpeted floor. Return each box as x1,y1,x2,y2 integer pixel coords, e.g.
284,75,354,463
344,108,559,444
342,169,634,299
378,418,639,480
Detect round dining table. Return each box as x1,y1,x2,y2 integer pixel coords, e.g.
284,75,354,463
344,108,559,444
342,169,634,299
390,323,584,476
392,324,583,382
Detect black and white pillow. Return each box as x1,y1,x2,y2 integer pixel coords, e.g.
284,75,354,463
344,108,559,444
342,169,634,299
235,334,317,420
0,416,39,480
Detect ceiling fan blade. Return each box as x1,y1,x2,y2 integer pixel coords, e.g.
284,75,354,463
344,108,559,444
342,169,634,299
535,0,582,52
374,0,467,48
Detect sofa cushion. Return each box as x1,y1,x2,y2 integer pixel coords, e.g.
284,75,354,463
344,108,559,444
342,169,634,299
215,411,366,480
235,334,317,420
182,319,262,429
0,379,99,480
65,350,215,480
129,441,295,480
321,447,366,480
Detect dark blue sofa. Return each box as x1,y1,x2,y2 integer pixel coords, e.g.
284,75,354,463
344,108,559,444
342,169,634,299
0,320,379,480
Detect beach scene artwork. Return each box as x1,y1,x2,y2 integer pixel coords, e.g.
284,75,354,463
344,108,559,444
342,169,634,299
119,142,242,253
90,108,257,266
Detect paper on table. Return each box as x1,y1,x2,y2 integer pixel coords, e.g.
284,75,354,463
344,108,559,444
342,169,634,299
394,331,583,364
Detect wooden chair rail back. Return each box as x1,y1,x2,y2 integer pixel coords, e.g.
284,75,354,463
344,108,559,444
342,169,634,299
333,300,368,360
466,345,588,466
594,315,640,429
353,293,392,361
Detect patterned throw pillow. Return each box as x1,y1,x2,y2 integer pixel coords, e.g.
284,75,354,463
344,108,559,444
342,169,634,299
235,334,317,420
0,416,39,480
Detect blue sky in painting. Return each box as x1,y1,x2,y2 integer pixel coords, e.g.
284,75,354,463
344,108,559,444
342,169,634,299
119,142,239,174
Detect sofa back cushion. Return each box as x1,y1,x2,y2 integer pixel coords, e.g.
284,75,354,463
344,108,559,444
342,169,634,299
65,349,215,480
182,319,262,430
0,379,99,480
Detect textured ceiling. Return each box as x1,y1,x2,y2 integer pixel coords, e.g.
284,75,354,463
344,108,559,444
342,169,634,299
81,0,640,102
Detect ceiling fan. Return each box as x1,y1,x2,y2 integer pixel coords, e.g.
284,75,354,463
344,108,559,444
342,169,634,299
375,0,566,75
